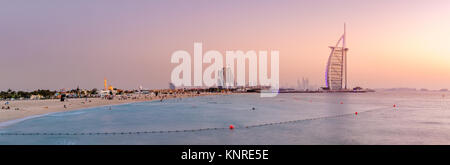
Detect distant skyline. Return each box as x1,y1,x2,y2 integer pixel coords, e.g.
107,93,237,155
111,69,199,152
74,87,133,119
1,0,450,90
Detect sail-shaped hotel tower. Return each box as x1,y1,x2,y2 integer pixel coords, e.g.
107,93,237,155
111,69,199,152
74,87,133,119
325,24,348,90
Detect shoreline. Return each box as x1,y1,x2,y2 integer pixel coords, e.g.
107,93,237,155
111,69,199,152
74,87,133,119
0,92,230,126
0,99,155,129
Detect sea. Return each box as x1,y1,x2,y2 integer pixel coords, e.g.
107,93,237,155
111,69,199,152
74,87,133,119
0,91,449,145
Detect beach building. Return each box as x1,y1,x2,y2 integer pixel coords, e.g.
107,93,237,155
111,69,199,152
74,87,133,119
30,95,43,100
325,24,348,90
99,78,117,96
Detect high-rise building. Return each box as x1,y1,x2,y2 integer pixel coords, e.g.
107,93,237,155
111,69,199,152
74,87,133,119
325,24,348,90
217,66,234,89
302,77,309,91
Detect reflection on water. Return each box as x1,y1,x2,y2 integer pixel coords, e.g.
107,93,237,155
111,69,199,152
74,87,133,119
0,92,450,144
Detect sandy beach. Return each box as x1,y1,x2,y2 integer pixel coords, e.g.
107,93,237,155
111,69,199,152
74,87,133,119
0,93,226,124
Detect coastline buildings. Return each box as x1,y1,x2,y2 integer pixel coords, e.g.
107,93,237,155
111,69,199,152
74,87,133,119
99,78,116,96
296,77,310,91
325,24,348,90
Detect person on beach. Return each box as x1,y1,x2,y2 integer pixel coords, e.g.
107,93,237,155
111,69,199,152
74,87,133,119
60,94,66,102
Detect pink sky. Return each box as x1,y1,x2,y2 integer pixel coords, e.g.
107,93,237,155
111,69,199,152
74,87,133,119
0,0,449,90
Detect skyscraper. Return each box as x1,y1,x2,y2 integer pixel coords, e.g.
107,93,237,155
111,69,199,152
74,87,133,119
217,66,234,89
325,24,348,90
302,77,309,91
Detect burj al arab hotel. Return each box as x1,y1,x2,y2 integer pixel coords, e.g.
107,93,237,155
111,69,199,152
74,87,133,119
325,24,348,90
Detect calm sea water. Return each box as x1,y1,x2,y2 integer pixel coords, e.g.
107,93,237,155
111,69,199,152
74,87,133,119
0,92,449,145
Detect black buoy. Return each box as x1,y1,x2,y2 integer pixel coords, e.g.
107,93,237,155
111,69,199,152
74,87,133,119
252,107,256,110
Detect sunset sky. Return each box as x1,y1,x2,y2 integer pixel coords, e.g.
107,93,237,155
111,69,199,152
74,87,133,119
1,0,449,91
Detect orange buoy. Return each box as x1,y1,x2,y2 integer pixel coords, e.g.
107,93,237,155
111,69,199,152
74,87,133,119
229,125,234,130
